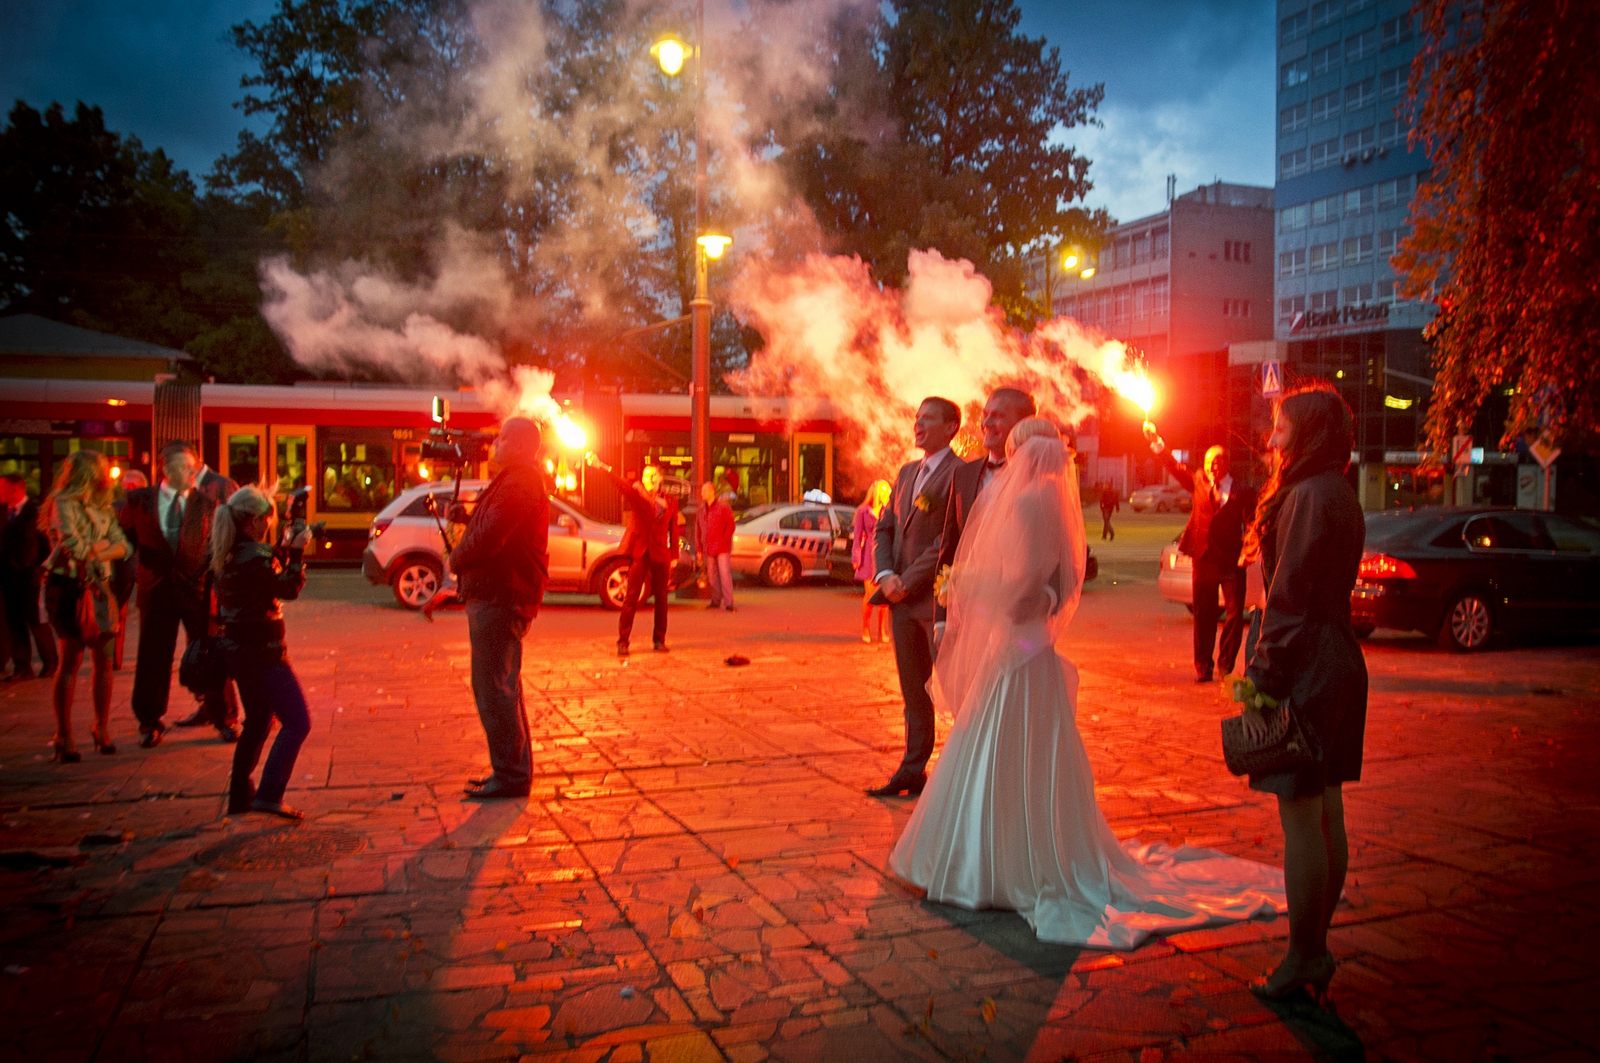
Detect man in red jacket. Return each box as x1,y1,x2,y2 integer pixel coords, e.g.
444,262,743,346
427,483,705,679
695,481,736,611
586,456,679,656
448,418,550,800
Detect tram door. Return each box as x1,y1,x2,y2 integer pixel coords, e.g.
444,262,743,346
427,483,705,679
791,433,833,502
270,425,316,549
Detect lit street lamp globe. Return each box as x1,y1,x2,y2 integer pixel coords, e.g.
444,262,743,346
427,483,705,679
651,36,689,76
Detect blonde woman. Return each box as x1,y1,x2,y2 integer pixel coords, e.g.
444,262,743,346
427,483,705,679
41,450,129,760
212,484,313,820
853,479,893,643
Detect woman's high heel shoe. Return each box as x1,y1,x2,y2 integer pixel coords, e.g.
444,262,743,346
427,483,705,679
51,740,81,764
92,731,117,755
1251,952,1335,1006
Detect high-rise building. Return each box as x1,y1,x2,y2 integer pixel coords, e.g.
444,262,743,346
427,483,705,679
1027,182,1276,484
1268,0,1439,504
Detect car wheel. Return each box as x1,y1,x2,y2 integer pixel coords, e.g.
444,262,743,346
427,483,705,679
761,553,800,587
1156,502,1169,513
391,557,442,610
596,559,630,611
1354,625,1375,639
1438,592,1494,651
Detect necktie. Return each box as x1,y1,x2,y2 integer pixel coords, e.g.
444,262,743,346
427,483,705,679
165,492,183,551
914,456,934,496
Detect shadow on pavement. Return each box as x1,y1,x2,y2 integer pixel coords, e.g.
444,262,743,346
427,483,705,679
1257,992,1367,1062
918,899,1083,979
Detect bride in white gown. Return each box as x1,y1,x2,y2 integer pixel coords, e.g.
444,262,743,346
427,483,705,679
888,418,1287,949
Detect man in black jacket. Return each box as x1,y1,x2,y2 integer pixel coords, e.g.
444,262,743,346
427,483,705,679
1146,429,1256,681
119,442,229,746
172,462,241,732
1,474,58,680
448,418,550,800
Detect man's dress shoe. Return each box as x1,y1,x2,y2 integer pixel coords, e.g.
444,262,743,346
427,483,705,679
464,779,531,801
139,726,164,749
173,709,211,728
865,772,926,798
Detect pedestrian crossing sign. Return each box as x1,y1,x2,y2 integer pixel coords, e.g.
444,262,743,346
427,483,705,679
1261,360,1284,398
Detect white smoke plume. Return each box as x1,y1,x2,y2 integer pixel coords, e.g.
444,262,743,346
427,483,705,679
730,249,1145,482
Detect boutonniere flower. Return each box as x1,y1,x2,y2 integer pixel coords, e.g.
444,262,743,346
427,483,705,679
914,489,945,514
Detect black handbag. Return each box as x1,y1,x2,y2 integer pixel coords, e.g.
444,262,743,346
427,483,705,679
1220,698,1321,777
179,634,231,694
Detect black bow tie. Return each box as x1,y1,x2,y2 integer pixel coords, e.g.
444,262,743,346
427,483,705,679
985,460,1005,470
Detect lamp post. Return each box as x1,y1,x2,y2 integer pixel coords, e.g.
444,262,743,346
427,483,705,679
652,3,727,492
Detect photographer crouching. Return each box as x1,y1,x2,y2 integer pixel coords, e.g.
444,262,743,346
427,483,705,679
213,485,313,819
446,418,549,801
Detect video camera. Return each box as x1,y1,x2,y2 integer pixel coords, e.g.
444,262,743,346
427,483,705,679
421,427,495,466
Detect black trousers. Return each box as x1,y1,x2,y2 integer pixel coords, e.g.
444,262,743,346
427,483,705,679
466,601,533,789
891,609,936,776
1193,559,1247,677
131,595,226,731
618,559,670,647
1,569,57,675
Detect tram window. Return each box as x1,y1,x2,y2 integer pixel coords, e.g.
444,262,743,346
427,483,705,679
797,442,827,498
276,435,307,490
228,434,261,486
0,437,42,498
320,441,395,511
51,438,133,482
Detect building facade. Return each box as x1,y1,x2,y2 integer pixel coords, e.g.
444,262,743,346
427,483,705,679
1269,0,1446,505
1027,182,1276,485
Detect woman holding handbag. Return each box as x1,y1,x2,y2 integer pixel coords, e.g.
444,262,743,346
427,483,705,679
1234,386,1368,1004
42,449,129,761
212,484,312,820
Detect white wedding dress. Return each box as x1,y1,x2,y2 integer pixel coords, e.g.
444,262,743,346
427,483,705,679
888,434,1286,949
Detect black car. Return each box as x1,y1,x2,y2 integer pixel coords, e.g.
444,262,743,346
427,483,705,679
1352,506,1600,650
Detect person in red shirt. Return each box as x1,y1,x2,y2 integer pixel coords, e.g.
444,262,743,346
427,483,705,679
696,482,736,611
586,456,679,656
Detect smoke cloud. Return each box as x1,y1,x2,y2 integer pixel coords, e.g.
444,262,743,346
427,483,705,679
730,248,1140,481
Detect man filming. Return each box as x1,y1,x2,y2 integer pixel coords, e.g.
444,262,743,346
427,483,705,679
447,418,550,800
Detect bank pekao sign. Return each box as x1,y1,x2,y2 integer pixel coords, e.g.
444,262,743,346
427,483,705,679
1290,302,1390,334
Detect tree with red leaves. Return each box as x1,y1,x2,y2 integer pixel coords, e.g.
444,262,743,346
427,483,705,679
1395,0,1600,454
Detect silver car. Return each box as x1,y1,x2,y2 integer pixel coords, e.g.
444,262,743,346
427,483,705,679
1129,483,1192,513
730,502,859,587
362,480,692,610
1157,537,1265,612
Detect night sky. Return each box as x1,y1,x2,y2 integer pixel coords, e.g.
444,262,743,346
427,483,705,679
1,0,1274,227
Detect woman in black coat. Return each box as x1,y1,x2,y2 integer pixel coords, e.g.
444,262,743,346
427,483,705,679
211,485,312,820
1237,386,1368,1004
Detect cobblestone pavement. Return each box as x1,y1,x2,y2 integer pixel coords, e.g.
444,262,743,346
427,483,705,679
2,513,1596,1062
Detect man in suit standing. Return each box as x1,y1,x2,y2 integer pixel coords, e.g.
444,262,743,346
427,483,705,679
172,460,241,731
1,474,58,681
867,396,962,798
1145,429,1256,682
933,387,1035,645
587,458,680,656
120,442,228,746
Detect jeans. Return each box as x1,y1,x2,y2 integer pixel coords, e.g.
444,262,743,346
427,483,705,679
619,559,670,647
229,652,311,808
1193,559,1248,677
466,600,533,789
706,553,734,608
890,609,936,776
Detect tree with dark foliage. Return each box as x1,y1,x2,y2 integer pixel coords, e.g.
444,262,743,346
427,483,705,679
1396,0,1600,453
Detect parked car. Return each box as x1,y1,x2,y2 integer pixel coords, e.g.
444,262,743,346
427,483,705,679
1352,506,1600,650
362,480,693,610
1129,483,1192,513
732,502,859,586
1157,539,1264,611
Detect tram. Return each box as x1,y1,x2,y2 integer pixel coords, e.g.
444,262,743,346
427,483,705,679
0,380,839,561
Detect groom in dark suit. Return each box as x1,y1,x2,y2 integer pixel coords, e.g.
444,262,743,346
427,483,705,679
933,387,1036,643
866,397,962,797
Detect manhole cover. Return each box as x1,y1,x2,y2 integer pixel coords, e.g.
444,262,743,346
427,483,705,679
196,826,366,870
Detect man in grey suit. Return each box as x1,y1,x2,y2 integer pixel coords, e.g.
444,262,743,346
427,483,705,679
866,396,962,797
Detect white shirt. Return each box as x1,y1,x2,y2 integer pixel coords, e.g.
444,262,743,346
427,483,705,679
158,481,193,536
1213,473,1233,508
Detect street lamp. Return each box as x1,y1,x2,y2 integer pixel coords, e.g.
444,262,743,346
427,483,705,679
653,7,717,492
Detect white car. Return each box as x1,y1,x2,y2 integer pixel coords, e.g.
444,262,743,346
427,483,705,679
1158,538,1265,611
731,502,859,586
1129,483,1192,513
362,480,692,610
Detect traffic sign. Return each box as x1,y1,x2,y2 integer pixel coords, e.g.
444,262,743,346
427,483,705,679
1261,360,1283,398
1451,434,1473,468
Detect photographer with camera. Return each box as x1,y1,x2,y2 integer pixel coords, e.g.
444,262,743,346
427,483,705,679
446,418,550,801
212,484,312,819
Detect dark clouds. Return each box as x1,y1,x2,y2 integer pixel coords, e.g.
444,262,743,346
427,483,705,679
0,0,1275,222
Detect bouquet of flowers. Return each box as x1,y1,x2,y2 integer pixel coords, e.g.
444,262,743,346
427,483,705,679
1226,674,1279,713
